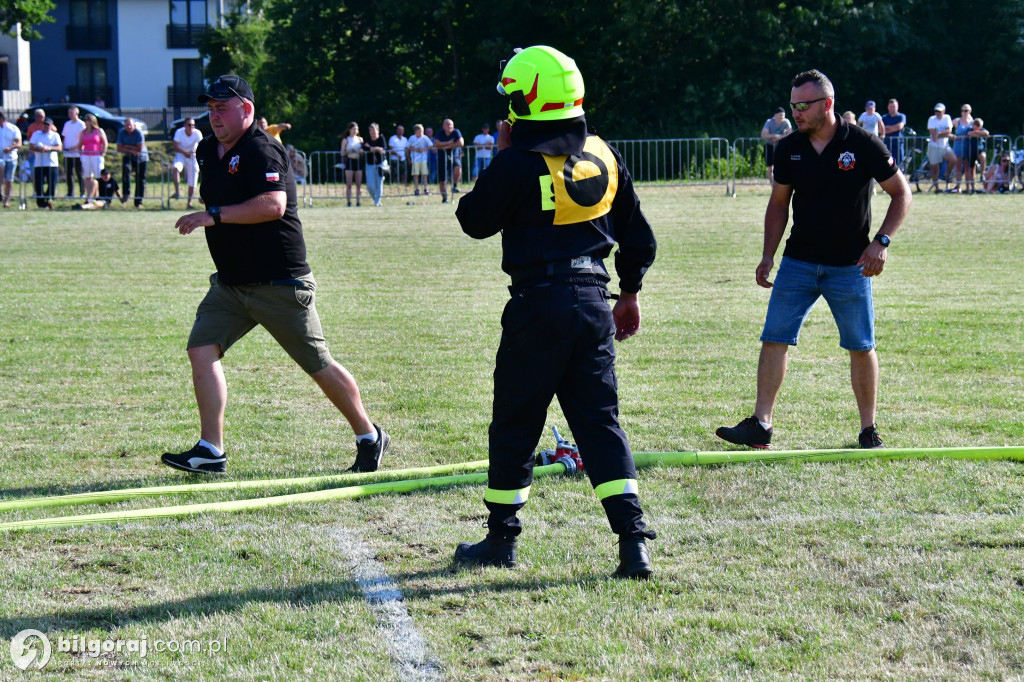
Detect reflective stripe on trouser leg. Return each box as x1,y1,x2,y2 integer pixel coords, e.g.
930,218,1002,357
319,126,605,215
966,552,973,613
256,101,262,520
484,486,531,505
594,478,639,501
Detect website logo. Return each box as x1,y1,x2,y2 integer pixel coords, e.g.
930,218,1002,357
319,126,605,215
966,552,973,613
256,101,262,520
10,629,52,671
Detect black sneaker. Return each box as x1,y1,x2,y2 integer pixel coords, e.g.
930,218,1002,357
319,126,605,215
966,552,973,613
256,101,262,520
858,425,884,449
349,424,390,472
716,416,772,449
161,442,226,474
454,534,517,568
615,536,653,580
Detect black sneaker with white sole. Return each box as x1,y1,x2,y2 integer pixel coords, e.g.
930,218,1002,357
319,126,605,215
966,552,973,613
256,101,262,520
161,443,227,474
716,416,773,449
349,424,390,473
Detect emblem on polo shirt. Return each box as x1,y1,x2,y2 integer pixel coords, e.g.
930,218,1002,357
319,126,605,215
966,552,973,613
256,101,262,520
837,151,856,171
228,155,240,174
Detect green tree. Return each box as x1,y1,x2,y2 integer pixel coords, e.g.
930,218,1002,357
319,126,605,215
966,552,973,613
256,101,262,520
0,0,55,40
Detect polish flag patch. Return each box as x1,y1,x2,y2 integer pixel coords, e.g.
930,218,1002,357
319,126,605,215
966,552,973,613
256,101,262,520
266,171,280,181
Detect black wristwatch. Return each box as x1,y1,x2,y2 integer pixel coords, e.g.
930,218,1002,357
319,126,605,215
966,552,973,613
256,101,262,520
208,206,222,225
874,234,890,248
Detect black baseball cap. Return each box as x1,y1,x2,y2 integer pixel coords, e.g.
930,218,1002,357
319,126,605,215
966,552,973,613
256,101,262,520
773,106,785,115
43,117,54,125
198,75,255,104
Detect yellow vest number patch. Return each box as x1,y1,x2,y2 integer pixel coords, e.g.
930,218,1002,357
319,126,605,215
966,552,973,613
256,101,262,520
540,136,618,225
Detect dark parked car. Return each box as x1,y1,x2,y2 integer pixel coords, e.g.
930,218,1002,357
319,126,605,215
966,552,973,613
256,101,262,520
16,103,147,142
170,111,212,138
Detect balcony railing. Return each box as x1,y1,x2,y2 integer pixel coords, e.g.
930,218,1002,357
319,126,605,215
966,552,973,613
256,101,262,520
66,24,112,50
167,86,205,108
166,23,209,49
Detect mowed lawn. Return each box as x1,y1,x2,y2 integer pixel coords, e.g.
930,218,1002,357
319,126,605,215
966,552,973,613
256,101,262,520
1,188,1022,680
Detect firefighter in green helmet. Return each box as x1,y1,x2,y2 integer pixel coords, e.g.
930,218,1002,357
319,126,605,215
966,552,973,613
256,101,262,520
454,46,658,579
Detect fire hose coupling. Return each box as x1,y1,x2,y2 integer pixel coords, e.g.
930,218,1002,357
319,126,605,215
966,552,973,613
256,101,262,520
534,426,585,473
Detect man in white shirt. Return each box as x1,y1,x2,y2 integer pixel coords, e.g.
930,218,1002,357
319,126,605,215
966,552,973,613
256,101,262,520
857,100,885,138
471,122,494,181
62,106,87,198
171,118,203,208
926,103,957,193
0,111,22,208
387,125,409,186
29,117,62,209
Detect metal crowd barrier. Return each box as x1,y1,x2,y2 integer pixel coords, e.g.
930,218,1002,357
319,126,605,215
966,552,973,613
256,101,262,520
15,149,168,210
607,137,733,194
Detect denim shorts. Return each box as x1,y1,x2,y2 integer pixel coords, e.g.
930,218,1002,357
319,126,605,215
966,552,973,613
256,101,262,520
761,256,875,351
0,158,16,176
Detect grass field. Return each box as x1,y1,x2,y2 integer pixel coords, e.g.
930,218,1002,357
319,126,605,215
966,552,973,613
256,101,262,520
1,188,1023,680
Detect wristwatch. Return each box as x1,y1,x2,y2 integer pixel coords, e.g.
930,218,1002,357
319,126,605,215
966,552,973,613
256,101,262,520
874,234,890,247
207,206,222,225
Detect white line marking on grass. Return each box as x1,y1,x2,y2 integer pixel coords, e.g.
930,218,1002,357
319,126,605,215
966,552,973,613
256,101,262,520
331,527,444,681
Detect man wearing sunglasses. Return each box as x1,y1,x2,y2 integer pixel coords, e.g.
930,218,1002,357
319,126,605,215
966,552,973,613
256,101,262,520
717,69,911,451
162,75,390,475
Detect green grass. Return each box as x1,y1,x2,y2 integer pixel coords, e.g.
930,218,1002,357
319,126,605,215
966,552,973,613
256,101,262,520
1,189,1023,680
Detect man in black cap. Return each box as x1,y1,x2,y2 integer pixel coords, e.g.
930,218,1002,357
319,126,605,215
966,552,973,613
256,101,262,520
761,106,793,183
162,75,390,475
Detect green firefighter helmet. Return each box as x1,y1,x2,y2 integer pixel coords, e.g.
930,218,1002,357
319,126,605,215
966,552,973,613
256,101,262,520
497,45,585,123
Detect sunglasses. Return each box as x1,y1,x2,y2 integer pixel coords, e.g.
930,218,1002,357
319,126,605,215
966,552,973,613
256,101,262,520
207,84,247,105
790,97,827,112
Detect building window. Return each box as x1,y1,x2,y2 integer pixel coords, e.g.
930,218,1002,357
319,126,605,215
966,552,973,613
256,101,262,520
169,59,204,106
67,0,111,50
71,59,110,106
167,0,209,48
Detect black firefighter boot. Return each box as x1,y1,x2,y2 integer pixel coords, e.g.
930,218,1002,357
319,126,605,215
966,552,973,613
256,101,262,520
615,535,653,580
454,533,518,568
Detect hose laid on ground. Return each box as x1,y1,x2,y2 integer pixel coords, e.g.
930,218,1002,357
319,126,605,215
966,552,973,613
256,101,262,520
0,459,493,513
1,446,1022,532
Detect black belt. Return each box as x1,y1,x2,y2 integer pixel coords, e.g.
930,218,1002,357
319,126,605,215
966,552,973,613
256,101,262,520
509,258,610,288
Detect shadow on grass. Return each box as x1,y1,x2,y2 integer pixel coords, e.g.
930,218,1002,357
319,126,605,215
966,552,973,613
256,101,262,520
0,569,612,637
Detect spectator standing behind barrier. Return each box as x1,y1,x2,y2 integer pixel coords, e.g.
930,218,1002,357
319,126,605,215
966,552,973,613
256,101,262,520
761,107,792,181
716,69,911,452
256,116,291,144
29,116,61,209
164,74,390,476
116,117,148,208
881,98,906,168
968,118,990,191
433,118,463,203
425,126,437,184
61,105,86,198
25,108,46,175
387,125,409,185
471,122,493,181
0,111,22,208
857,100,885,139
455,45,658,579
172,117,203,208
287,144,307,184
407,123,432,196
926,103,956,193
79,113,108,205
364,122,386,207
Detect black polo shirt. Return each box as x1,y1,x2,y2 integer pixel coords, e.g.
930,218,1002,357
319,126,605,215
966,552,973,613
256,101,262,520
774,120,897,266
197,122,310,285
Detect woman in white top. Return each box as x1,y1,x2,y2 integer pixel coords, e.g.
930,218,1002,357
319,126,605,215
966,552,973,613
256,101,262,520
340,121,364,207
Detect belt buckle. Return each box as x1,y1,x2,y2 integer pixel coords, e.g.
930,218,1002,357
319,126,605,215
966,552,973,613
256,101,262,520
570,256,592,270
